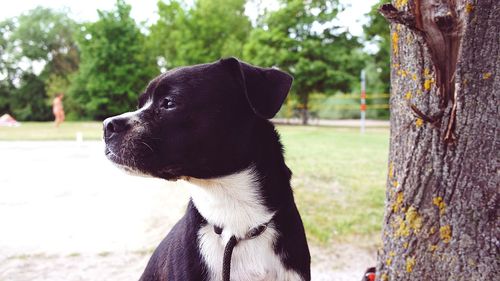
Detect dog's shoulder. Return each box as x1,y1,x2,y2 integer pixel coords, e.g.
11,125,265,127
139,201,208,281
273,206,311,280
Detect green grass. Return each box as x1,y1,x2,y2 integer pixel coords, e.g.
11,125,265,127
277,126,389,245
0,122,103,141
0,122,389,246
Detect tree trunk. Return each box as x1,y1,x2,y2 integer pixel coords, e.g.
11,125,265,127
301,108,309,125
377,1,499,280
300,93,309,125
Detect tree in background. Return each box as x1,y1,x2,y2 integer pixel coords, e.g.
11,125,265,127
244,0,365,124
0,7,79,121
0,20,15,115
70,0,158,120
377,0,498,279
363,0,390,94
149,0,251,70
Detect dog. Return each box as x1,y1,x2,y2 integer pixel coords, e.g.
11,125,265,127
103,57,311,281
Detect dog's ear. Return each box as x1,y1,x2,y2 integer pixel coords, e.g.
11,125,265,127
219,57,293,119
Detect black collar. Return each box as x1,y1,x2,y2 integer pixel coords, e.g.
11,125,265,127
213,222,269,240
209,220,272,281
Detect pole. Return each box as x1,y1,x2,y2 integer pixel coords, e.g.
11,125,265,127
360,70,366,134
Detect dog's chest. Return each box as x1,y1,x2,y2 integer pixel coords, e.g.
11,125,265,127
197,224,301,281
185,168,303,281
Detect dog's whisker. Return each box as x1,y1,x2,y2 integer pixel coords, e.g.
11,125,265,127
140,141,154,153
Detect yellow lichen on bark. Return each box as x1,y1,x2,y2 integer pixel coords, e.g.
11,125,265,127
395,0,409,9
393,192,404,212
386,251,396,266
405,91,412,100
392,31,399,55
412,73,417,81
424,79,434,91
381,273,389,281
415,118,424,128
429,244,438,252
466,2,475,13
406,206,423,234
483,72,492,79
389,162,394,179
394,216,410,237
424,68,432,77
433,197,447,215
406,257,416,273
440,225,452,243
429,226,436,234
397,69,408,77
393,180,399,188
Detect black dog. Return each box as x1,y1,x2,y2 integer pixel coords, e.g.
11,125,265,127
103,57,310,281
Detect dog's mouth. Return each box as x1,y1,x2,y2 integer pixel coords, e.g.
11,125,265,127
104,146,124,164
104,145,182,180
105,146,146,175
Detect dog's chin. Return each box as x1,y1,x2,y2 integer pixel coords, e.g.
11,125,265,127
105,147,151,178
155,169,182,182
105,147,183,181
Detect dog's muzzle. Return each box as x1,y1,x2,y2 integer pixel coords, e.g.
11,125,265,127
103,115,131,140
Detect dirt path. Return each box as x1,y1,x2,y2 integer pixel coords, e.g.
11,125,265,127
0,141,375,281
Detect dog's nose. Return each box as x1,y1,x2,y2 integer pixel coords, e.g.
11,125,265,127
103,116,130,137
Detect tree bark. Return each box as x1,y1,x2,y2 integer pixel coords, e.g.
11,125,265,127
377,1,499,280
300,93,309,125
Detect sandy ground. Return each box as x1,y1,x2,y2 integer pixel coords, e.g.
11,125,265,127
0,141,375,281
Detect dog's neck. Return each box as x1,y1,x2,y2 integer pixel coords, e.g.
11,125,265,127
185,167,274,239
185,121,296,239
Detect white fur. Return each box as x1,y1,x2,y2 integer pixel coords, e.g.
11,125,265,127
185,168,303,281
117,99,153,126
106,100,154,177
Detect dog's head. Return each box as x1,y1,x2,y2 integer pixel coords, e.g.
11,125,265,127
103,57,292,180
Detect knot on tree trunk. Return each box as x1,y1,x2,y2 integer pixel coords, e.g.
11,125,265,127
379,0,466,144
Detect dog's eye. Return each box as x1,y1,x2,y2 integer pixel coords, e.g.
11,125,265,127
161,98,176,110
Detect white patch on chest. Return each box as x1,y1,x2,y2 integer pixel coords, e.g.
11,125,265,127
185,168,303,281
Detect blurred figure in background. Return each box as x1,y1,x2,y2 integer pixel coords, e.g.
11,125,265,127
52,93,65,127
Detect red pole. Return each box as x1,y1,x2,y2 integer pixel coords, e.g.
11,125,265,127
360,70,366,134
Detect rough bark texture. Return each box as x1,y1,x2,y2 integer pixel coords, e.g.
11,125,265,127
377,0,499,280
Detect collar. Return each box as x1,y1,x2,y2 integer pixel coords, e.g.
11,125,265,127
212,219,272,281
213,221,270,241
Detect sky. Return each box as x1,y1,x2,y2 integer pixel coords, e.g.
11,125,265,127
0,0,379,37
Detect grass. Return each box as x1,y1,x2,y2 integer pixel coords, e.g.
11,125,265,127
0,122,103,141
0,122,389,247
278,126,389,245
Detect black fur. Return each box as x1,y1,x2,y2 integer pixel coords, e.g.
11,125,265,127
103,57,310,280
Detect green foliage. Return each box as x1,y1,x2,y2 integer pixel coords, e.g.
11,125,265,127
0,82,13,115
70,0,158,119
0,0,391,121
149,0,251,69
12,7,79,76
276,92,389,120
243,0,366,123
363,0,390,93
10,73,52,121
0,20,15,115
45,74,70,100
0,7,78,121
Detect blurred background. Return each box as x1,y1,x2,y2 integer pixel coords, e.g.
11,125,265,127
0,0,391,280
